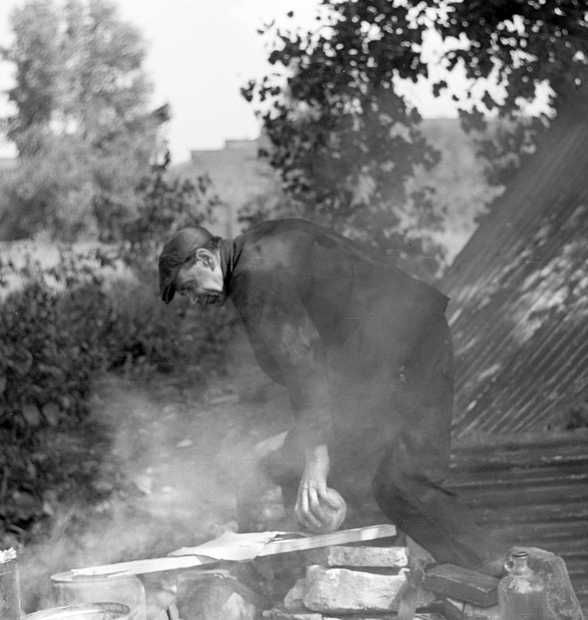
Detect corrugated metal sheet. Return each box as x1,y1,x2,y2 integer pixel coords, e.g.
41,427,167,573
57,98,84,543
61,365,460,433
449,431,588,612
442,86,588,437
438,85,588,613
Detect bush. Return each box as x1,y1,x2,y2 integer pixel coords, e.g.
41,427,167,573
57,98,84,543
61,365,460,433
102,275,236,377
0,242,235,540
0,162,236,542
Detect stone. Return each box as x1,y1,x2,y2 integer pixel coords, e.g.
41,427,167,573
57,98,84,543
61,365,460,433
423,563,499,607
306,545,408,569
406,537,436,571
324,616,398,620
263,609,322,620
462,602,501,619
284,578,307,610
251,552,308,604
302,565,408,614
176,569,261,620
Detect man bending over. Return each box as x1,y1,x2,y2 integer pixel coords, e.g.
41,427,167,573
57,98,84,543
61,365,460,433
158,218,505,576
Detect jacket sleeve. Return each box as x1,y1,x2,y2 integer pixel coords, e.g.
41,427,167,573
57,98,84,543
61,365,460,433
239,274,332,450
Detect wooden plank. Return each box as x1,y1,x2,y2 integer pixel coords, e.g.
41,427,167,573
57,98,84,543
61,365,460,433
71,554,212,577
70,524,397,577
453,429,588,453
456,483,588,507
450,444,588,471
258,524,397,557
493,520,588,542
471,503,588,524
447,464,588,488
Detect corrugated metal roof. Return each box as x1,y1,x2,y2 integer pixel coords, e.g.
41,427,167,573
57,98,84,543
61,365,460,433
439,85,588,614
449,431,588,613
442,86,588,438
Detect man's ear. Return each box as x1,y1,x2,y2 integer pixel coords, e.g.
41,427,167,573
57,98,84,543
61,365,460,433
195,248,214,269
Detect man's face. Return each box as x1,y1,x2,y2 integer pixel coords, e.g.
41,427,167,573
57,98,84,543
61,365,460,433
175,249,224,305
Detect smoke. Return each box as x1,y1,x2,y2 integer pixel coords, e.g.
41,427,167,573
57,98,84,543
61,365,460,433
17,344,291,614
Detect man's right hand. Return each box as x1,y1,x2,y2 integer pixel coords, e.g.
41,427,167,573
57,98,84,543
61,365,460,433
295,444,339,531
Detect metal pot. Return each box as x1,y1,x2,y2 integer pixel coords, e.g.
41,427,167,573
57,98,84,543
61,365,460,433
26,602,131,620
50,570,146,620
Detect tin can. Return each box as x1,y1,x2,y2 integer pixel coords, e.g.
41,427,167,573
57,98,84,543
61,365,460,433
0,548,23,620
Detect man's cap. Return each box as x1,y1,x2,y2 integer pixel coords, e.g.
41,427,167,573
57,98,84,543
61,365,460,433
158,226,214,303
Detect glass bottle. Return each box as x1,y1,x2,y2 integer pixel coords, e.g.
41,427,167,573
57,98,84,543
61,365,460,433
498,550,549,620
51,572,146,620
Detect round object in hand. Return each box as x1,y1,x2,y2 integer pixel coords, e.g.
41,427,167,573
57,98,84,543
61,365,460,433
306,487,347,534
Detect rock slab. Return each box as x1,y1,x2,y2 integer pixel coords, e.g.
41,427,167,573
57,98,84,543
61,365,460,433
302,565,407,613
263,609,322,620
306,545,408,569
284,578,306,610
177,570,259,620
423,563,499,607
324,616,399,620
462,602,501,620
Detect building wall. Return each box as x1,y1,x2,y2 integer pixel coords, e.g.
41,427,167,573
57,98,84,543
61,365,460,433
177,138,276,238
177,122,497,262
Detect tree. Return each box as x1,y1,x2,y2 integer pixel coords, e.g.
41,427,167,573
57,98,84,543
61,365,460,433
243,0,587,276
1,0,61,152
0,0,160,239
433,0,587,117
432,0,588,190
243,2,444,277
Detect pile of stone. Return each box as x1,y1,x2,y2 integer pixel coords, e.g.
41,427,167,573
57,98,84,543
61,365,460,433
262,545,413,620
167,531,584,620
173,539,511,620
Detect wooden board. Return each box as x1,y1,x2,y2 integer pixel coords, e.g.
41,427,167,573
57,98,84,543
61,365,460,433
70,524,397,577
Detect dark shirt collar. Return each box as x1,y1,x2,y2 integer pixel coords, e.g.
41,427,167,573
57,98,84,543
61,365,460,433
219,236,239,294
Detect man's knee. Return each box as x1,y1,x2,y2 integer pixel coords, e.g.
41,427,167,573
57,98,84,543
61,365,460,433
371,432,450,502
371,451,411,505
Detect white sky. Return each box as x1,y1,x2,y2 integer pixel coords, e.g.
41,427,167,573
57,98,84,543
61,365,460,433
0,0,539,163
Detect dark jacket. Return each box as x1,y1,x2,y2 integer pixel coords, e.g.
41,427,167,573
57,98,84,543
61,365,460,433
218,219,449,450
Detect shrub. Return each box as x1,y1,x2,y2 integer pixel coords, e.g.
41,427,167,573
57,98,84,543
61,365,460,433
0,242,235,541
0,162,235,541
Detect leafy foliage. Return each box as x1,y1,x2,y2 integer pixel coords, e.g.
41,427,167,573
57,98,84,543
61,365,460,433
243,0,588,276
0,0,160,240
0,168,236,541
243,2,444,276
430,0,587,191
432,0,588,114
3,0,152,155
96,170,222,245
0,0,237,546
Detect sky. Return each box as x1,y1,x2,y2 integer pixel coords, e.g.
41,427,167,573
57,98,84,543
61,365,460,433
0,0,478,163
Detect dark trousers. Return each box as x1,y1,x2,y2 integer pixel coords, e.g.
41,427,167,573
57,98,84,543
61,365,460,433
255,315,506,573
